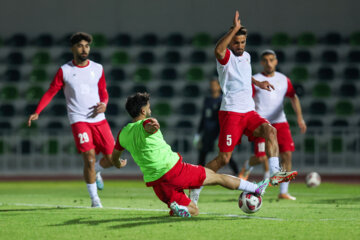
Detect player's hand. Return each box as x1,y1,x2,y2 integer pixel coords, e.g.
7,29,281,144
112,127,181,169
233,10,241,30
88,102,107,118
114,158,127,169
298,118,307,134
258,80,275,91
144,118,160,133
28,113,39,127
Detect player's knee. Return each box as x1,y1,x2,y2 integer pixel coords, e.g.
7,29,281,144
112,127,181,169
258,156,267,163
265,125,277,140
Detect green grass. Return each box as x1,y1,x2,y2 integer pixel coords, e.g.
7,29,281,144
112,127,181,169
0,180,359,240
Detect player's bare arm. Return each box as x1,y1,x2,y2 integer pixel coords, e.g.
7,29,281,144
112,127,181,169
214,10,241,60
252,77,275,91
111,149,127,169
144,118,160,134
290,94,307,134
27,113,39,127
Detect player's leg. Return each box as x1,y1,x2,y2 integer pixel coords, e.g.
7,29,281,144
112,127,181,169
82,149,102,207
278,151,295,200
205,151,233,172
94,154,113,190
228,157,239,175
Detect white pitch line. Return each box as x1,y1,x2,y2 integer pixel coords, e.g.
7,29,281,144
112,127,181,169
0,202,283,221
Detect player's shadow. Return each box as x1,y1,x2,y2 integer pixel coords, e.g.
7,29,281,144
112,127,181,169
0,207,68,213
311,197,360,204
49,215,238,229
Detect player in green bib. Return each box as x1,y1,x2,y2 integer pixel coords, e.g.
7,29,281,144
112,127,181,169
111,92,270,218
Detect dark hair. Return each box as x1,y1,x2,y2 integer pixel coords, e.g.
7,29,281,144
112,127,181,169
125,92,150,118
235,27,248,36
70,32,93,46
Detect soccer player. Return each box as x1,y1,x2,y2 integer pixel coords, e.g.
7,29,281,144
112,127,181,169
111,92,269,218
189,11,297,204
194,78,239,175
27,32,114,208
239,49,307,200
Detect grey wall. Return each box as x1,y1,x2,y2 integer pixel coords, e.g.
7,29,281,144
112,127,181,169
0,0,358,37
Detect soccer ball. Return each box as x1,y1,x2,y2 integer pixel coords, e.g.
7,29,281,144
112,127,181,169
238,191,262,214
305,172,321,187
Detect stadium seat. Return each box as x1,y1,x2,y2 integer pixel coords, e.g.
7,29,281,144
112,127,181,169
7,52,24,65
192,33,212,47
348,50,360,63
165,33,185,47
339,83,357,97
179,102,197,116
332,119,349,127
157,85,175,98
290,66,308,83
321,50,338,63
186,67,204,82
44,139,59,155
274,50,286,63
172,139,190,153
20,140,32,154
248,50,259,63
317,67,335,81
25,86,45,100
89,51,102,63
109,68,126,82
295,50,312,63
307,119,324,127
350,31,360,46
331,137,343,153
57,33,72,46
30,68,48,82
297,32,317,46
304,137,315,153
176,120,194,129
343,67,359,81
92,33,107,47
33,33,54,47
183,84,201,98
247,33,263,46
106,103,119,116
283,102,295,116
293,83,305,97
23,103,37,115
139,33,158,47
160,67,178,81
0,121,12,131
111,51,129,65
59,52,73,63
335,100,354,116
309,101,327,115
131,85,148,94
190,50,207,63
152,102,172,116
7,33,27,47
164,51,181,64
107,85,122,99
312,83,331,98
113,33,132,47
46,121,64,130
322,32,342,45
0,86,19,100
32,51,51,66
4,69,21,82
49,104,67,116
0,104,15,117
134,67,152,83
271,32,291,46
137,51,155,64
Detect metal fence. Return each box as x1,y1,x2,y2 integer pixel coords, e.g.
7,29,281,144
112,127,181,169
1,127,359,175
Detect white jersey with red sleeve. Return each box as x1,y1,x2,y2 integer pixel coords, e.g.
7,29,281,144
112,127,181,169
252,71,296,124
35,60,109,124
216,49,255,113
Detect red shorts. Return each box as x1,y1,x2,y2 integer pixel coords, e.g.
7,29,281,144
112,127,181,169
218,111,269,152
71,119,114,154
254,122,295,157
146,154,206,208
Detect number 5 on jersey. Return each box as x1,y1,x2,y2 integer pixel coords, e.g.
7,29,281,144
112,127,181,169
78,132,89,144
226,134,232,146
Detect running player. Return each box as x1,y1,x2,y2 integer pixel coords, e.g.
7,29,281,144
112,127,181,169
27,32,114,208
189,11,297,204
111,92,269,218
239,49,307,200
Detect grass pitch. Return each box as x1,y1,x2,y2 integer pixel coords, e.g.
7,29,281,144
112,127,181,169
0,180,359,240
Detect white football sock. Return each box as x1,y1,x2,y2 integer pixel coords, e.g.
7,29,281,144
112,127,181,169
95,160,104,173
87,183,99,201
280,182,289,194
238,179,257,193
264,171,270,179
269,157,281,175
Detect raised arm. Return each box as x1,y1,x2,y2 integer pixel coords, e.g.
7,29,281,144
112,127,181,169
290,95,307,134
214,10,241,60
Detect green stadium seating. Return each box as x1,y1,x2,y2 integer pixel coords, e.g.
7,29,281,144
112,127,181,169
331,137,343,153
339,83,357,97
164,51,181,64
179,102,197,116
323,32,342,45
186,67,204,82
304,137,315,153
0,86,19,100
183,84,201,98
4,69,21,82
295,50,312,63
131,85,148,94
290,66,308,83
44,139,59,155
335,101,354,116
343,67,359,81
25,86,45,100
192,33,212,47
312,83,331,98
109,68,126,82
139,33,158,47
92,33,107,47
138,51,155,64
7,52,24,65
166,33,185,47
113,33,132,47
317,67,335,81
283,101,295,116
111,51,129,65
30,68,48,82
152,102,172,116
190,50,207,63
157,85,175,98
34,33,54,47
32,51,51,66
161,68,178,81
321,50,338,63
297,32,317,46
271,32,291,46
8,33,27,47
107,85,122,99
309,101,327,115
350,31,360,46
134,67,152,83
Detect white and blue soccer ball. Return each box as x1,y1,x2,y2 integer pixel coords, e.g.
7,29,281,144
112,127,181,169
305,172,321,187
238,191,262,214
